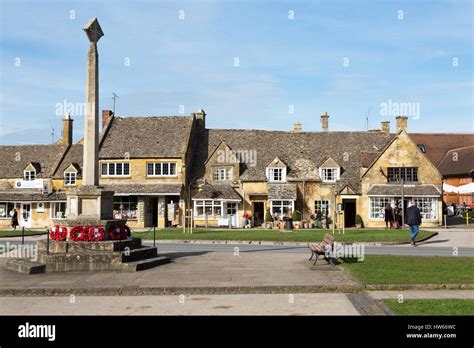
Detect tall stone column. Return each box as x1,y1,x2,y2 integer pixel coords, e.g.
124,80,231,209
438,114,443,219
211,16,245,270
82,18,103,186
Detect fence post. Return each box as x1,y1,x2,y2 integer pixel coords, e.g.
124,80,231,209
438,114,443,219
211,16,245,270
444,214,447,229
153,226,156,247
22,226,25,245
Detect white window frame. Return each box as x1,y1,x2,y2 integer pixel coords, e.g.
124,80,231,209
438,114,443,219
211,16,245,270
24,170,36,181
146,162,177,177
320,167,339,183
267,167,286,182
314,200,330,216
51,201,67,220
213,168,232,181
369,197,394,219
193,200,223,219
413,197,438,220
269,200,294,217
113,196,138,220
101,162,131,177
64,171,77,186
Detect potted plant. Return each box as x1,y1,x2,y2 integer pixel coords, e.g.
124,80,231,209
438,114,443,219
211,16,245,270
242,212,251,228
356,214,364,228
292,210,301,229
265,210,273,229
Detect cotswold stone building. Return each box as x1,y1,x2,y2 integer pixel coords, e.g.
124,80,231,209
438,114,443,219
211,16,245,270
0,110,471,229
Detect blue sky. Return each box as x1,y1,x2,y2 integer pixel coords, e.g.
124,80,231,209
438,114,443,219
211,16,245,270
0,0,472,145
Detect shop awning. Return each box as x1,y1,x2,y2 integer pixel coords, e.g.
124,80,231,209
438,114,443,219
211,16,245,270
268,183,297,200
367,184,441,197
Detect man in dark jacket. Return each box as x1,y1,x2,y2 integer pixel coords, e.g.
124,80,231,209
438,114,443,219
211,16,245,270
406,201,422,246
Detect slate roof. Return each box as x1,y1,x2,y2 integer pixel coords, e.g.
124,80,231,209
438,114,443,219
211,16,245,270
0,145,69,179
437,145,474,176
268,183,297,200
53,144,83,178
367,184,441,196
192,129,391,194
0,191,67,201
103,183,183,195
99,116,194,159
193,183,242,201
408,133,474,167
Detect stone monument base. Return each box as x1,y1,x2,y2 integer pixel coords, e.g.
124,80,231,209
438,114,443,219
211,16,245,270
5,238,170,274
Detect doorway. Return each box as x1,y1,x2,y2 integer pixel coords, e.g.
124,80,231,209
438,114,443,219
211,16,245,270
20,203,31,228
343,199,356,228
253,202,264,227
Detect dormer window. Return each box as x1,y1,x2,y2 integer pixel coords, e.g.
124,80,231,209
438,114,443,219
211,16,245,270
64,172,77,186
268,168,284,182
24,170,36,181
266,157,287,182
321,168,338,182
213,168,232,181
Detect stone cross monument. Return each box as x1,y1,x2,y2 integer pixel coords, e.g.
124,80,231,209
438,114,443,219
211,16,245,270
83,18,103,186
66,18,114,223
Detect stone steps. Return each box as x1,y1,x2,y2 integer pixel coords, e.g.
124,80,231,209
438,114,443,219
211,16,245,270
121,246,158,263
5,259,46,274
122,256,170,272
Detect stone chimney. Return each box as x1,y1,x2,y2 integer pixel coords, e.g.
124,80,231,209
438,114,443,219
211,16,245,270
292,122,302,133
321,112,329,131
61,113,73,145
194,108,206,135
396,116,408,133
381,121,390,135
102,110,114,128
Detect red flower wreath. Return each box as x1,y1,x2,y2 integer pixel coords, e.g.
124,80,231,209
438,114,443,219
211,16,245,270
88,226,105,241
50,225,68,241
70,225,88,241
108,225,124,240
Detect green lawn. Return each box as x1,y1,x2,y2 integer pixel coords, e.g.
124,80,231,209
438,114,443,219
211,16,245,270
384,299,474,315
130,228,433,243
340,255,474,285
0,229,48,238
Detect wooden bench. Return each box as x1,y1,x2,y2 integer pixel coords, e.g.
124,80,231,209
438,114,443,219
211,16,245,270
308,233,336,266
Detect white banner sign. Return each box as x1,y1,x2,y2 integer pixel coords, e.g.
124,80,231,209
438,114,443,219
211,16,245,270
15,179,44,189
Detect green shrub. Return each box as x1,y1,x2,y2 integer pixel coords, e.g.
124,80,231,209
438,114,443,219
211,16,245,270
356,214,363,225
265,210,273,222
292,210,301,221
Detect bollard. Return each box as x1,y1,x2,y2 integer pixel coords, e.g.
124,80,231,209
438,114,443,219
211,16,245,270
46,229,50,255
22,226,25,245
444,214,447,229
153,226,156,247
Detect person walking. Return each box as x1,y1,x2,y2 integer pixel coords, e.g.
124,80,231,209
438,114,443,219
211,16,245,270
10,208,19,230
406,201,422,246
384,203,394,230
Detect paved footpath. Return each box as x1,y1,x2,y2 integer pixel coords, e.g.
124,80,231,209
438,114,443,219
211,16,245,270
0,293,360,315
369,290,474,300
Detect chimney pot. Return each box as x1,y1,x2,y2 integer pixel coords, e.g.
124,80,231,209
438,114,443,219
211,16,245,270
61,114,74,145
321,112,329,131
381,121,390,135
395,116,408,133
102,110,114,128
292,122,302,133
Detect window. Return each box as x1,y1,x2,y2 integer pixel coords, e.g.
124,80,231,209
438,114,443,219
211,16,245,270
64,172,77,186
388,167,418,182
413,197,438,220
24,170,36,181
369,197,393,219
267,168,284,182
146,162,177,177
0,202,15,218
270,200,294,217
101,162,130,177
194,200,222,217
226,202,237,215
321,168,338,182
417,144,426,153
213,168,232,181
314,200,330,216
51,202,67,219
113,196,138,220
